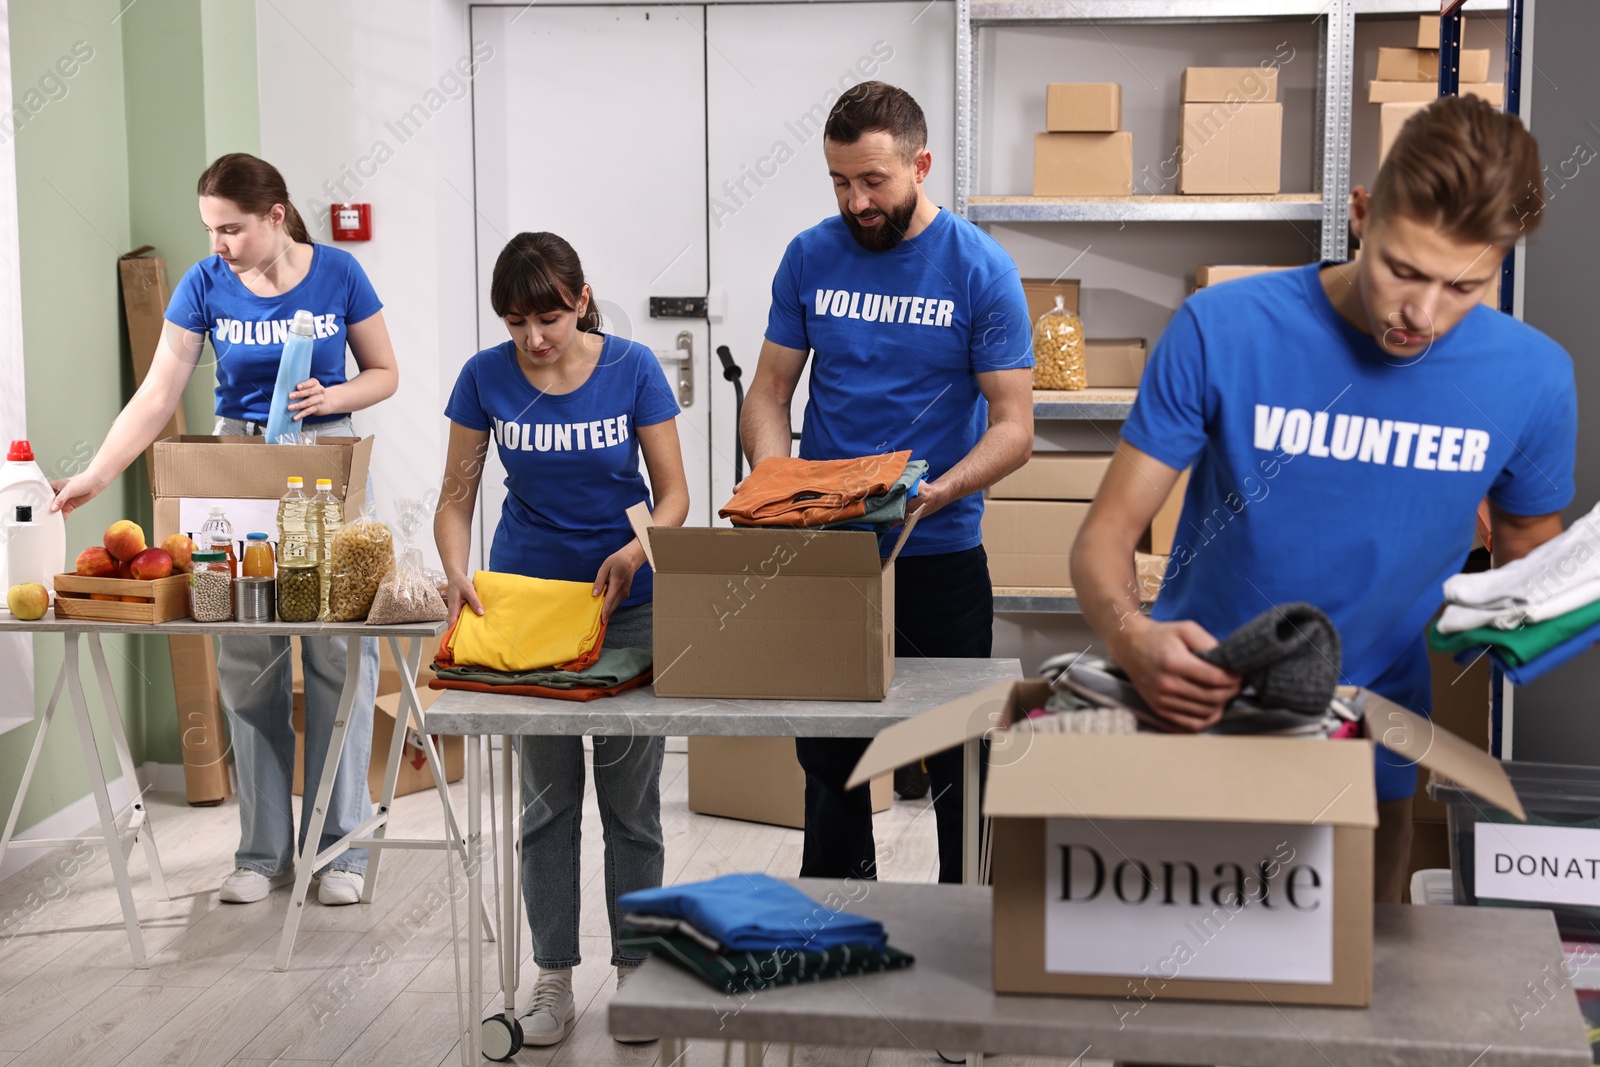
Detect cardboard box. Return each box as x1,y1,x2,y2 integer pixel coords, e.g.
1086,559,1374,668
1046,83,1121,132
688,736,891,829
1020,278,1080,325
1379,101,1428,165
1375,46,1490,83
1195,264,1293,288
1135,551,1168,603
1084,338,1146,388
1414,641,1492,823
989,453,1111,501
1416,14,1460,50
1181,66,1278,103
150,434,372,545
1147,468,1190,556
633,507,914,702
1034,132,1133,197
1178,102,1283,195
1368,80,1503,105
846,680,1521,1006
291,686,462,803
982,500,1089,589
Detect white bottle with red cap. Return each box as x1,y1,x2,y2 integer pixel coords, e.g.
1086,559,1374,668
1,440,67,598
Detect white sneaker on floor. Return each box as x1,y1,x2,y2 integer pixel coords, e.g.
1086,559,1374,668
519,971,575,1047
317,869,364,906
612,965,656,1044
218,867,293,903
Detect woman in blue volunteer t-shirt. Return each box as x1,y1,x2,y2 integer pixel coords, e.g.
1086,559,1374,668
434,231,688,1048
52,153,398,909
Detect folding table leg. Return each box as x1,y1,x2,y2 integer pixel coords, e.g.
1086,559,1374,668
0,660,67,871
361,636,415,905
501,734,519,1019
274,639,363,971
742,1040,765,1066
467,734,484,1062
86,633,168,901
63,634,147,968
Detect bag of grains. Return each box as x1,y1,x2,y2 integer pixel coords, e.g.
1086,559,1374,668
366,498,447,625
1031,294,1086,391
325,504,395,622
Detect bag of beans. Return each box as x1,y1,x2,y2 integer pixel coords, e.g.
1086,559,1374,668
367,498,446,625
326,504,395,622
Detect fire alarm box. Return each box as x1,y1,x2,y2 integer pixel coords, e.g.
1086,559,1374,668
331,203,371,242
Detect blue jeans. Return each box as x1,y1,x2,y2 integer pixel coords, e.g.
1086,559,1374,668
520,601,663,968
215,415,379,877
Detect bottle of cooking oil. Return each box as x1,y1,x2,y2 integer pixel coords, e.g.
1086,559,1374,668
277,477,313,571
311,478,341,618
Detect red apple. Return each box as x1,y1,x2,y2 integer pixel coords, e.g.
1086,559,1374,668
128,548,173,581
75,546,118,578
160,534,197,573
117,559,134,579
103,520,147,562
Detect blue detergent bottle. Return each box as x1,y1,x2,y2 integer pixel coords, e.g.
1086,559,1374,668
264,309,317,444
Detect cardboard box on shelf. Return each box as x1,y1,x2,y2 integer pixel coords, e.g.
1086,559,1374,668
1045,82,1121,132
1084,338,1146,388
989,453,1111,501
1034,132,1133,197
1416,14,1460,50
633,506,912,702
1195,264,1293,288
981,500,1089,589
1020,278,1080,325
1368,80,1503,105
1146,468,1190,556
1375,46,1490,83
1379,101,1428,165
1178,102,1283,195
1181,66,1279,103
846,679,1520,1005
688,736,891,829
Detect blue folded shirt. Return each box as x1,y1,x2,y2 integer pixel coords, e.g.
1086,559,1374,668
617,873,887,952
1452,618,1600,686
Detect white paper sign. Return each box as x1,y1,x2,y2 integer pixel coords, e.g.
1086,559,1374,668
1044,819,1335,984
1474,822,1600,906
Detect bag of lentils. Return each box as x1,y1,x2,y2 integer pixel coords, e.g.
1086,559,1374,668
366,498,447,625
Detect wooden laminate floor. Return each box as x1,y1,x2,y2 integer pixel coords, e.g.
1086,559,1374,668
0,746,1109,1066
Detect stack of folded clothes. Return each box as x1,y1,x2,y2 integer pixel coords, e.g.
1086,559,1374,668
1430,503,1600,684
718,451,927,535
616,873,914,995
429,570,651,700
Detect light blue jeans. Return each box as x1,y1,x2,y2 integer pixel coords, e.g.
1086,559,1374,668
520,601,663,967
215,415,380,877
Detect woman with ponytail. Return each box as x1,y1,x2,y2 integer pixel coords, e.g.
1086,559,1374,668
52,153,398,909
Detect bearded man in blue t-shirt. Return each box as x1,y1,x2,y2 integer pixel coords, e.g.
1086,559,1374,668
1074,95,1575,903
741,81,1035,884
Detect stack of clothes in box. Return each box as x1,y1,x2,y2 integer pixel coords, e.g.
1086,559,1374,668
1430,502,1600,684
429,571,651,700
616,873,914,995
719,450,927,543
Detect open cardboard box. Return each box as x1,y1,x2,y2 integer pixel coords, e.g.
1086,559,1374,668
629,505,916,701
847,678,1521,1006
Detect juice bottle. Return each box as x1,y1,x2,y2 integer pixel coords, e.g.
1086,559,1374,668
198,504,237,578
242,532,274,578
311,478,341,618
277,477,313,569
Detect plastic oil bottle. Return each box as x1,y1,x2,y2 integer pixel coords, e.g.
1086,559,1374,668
264,310,317,445
277,477,313,572
0,440,66,595
310,478,341,619
198,504,237,579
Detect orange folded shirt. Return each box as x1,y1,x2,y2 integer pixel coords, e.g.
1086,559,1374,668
718,451,912,527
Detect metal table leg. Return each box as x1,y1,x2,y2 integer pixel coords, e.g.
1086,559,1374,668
86,633,168,900
467,732,484,1062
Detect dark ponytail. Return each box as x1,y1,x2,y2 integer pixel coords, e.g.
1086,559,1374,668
490,232,601,331
197,153,312,244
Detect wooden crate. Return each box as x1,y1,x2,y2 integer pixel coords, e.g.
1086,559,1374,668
53,573,191,624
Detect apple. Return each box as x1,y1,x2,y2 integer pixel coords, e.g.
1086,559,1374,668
75,546,118,578
117,559,135,580
161,534,197,573
128,548,173,581
7,583,48,620
103,520,147,562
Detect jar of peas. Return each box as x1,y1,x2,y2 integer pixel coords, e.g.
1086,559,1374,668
277,561,321,623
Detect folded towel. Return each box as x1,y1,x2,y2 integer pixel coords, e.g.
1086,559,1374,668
1428,598,1600,667
1438,502,1600,633
440,571,605,674
1446,619,1600,686
618,873,887,952
617,926,914,995
433,646,652,688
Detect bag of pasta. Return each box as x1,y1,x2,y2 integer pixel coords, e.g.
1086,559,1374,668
325,504,395,621
367,498,447,625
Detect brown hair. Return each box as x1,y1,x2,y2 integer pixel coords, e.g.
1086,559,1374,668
490,232,601,330
1372,94,1544,246
196,153,311,243
824,81,927,163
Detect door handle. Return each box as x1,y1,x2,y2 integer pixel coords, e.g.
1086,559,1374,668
656,331,694,408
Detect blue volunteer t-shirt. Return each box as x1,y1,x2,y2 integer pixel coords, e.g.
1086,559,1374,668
444,335,680,607
1123,264,1575,801
765,209,1033,555
165,244,383,423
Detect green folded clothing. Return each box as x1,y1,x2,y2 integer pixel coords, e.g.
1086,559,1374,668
433,646,652,688
617,926,914,995
1428,597,1600,666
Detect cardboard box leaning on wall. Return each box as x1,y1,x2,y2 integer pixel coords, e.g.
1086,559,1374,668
1034,132,1133,197
845,679,1521,1006
1045,83,1121,132
1178,102,1283,195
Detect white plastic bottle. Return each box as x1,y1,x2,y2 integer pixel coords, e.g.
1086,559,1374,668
0,440,66,595
5,505,52,590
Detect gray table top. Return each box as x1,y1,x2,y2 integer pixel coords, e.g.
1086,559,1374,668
0,614,448,639
609,880,1591,1066
424,657,1022,737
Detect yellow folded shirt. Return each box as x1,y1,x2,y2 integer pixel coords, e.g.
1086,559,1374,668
446,571,606,674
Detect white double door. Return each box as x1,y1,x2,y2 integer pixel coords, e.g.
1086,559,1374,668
469,1,954,541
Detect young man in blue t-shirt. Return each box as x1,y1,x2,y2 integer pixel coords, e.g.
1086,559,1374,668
742,81,1035,884
1073,96,1575,902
